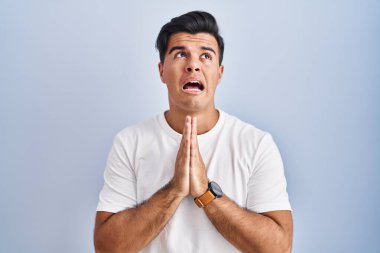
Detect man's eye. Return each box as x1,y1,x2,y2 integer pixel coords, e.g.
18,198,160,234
201,53,212,60
175,52,187,58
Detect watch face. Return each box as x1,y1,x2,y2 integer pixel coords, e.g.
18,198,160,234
210,181,223,198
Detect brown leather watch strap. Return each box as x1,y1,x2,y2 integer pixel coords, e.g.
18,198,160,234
194,191,216,208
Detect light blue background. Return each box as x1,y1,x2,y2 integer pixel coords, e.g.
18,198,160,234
1,0,379,252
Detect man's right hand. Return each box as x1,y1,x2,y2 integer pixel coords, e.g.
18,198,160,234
95,119,191,253
170,116,191,197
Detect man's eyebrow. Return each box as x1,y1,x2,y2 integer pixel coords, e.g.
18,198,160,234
168,46,217,55
201,46,217,55
168,46,186,54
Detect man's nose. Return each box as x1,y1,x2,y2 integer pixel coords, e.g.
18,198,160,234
186,59,200,72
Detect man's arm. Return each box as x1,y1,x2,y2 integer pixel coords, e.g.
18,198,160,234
94,182,183,253
94,117,192,253
204,196,293,253
189,116,293,253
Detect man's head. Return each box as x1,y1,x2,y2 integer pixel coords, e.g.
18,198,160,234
157,11,225,115
156,11,224,65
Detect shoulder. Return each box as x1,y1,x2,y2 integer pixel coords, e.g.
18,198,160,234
114,114,162,145
221,110,270,146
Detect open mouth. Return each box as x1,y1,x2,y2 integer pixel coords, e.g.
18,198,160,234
182,81,205,93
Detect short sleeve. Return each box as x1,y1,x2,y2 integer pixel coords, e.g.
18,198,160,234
246,134,291,213
96,133,137,213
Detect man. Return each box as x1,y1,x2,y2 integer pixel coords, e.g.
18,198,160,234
94,11,293,253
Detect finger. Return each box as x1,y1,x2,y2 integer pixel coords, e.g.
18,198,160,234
180,116,191,161
177,116,190,161
192,116,197,136
179,116,189,146
181,116,189,141
185,116,191,160
191,116,198,159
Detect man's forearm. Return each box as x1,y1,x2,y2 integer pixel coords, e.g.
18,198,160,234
94,181,183,253
204,195,292,253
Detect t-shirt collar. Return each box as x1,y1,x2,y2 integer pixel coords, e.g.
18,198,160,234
158,109,226,143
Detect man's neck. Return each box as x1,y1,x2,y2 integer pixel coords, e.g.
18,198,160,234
164,107,219,135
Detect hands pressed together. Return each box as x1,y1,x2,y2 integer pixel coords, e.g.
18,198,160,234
95,115,293,253
171,116,209,198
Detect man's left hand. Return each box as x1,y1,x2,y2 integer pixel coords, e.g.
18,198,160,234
189,116,209,198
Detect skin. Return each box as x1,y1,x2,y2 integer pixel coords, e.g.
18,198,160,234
94,32,293,253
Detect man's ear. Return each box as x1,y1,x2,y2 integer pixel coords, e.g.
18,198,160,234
217,64,224,84
158,62,165,83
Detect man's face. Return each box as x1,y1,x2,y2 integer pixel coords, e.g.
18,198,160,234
158,32,224,113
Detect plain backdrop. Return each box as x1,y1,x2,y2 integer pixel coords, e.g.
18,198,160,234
1,0,379,252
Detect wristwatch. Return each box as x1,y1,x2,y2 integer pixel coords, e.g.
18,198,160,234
194,181,223,208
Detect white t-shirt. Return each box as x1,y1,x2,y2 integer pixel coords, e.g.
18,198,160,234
97,110,291,253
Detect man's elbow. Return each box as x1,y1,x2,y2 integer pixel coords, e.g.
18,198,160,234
94,230,138,253
282,243,292,253
94,238,120,253
279,234,292,253
93,230,106,253
266,240,291,253
268,229,292,253
93,228,117,253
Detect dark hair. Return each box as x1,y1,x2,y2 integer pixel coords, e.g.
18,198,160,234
156,11,224,65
